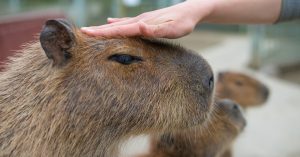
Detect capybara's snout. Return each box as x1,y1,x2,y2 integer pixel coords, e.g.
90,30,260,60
217,99,246,130
178,52,215,125
261,84,270,102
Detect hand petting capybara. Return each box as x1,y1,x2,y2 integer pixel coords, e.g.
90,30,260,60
0,19,214,157
140,99,246,157
216,71,269,109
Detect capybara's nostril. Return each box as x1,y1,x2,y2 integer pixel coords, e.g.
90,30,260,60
209,76,214,89
233,104,239,110
204,75,214,90
262,86,270,100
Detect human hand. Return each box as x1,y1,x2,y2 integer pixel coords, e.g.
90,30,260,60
81,0,213,39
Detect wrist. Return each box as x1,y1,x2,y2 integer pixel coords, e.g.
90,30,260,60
184,0,216,23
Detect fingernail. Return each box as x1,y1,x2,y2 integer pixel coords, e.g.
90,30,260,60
81,28,95,34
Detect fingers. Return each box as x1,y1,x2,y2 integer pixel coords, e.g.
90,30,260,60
82,17,140,31
80,1,196,38
80,12,159,34
81,20,179,39
81,22,144,37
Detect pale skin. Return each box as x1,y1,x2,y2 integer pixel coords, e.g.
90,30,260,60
81,0,282,39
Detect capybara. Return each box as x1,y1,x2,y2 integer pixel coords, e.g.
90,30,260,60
215,71,269,157
136,71,269,157
140,99,246,157
216,71,269,109
0,19,215,157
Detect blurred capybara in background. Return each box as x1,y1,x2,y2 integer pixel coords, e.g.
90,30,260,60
0,19,214,157
216,71,269,109
140,99,246,157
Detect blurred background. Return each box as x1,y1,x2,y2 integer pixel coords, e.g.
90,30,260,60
0,0,299,157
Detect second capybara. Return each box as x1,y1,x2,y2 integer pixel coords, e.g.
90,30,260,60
0,19,214,157
140,99,246,157
216,71,269,109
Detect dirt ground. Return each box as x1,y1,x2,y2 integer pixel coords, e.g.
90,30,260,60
119,31,300,157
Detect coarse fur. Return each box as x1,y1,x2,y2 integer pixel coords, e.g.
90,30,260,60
216,71,269,109
140,99,246,157
0,19,214,157
138,71,269,157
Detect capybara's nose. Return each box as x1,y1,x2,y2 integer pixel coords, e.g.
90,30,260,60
203,75,214,91
262,85,270,100
232,103,239,111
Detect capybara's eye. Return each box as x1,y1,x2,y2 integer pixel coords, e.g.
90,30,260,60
209,76,214,89
233,104,239,110
235,80,243,86
108,54,143,65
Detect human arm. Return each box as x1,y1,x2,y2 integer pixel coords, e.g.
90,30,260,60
80,0,283,39
204,0,282,24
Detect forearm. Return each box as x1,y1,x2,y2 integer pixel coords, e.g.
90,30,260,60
190,0,282,24
81,0,298,38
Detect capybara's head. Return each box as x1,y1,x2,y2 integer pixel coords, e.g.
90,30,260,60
40,20,214,133
213,99,246,134
1,19,214,156
216,71,269,108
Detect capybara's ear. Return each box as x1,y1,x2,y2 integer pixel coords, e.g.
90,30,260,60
40,19,75,66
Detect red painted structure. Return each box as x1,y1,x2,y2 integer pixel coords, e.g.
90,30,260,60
0,11,65,70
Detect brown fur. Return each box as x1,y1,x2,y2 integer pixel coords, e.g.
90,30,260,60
216,71,269,157
137,72,269,157
141,99,246,157
139,71,269,157
216,71,269,109
0,19,214,157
